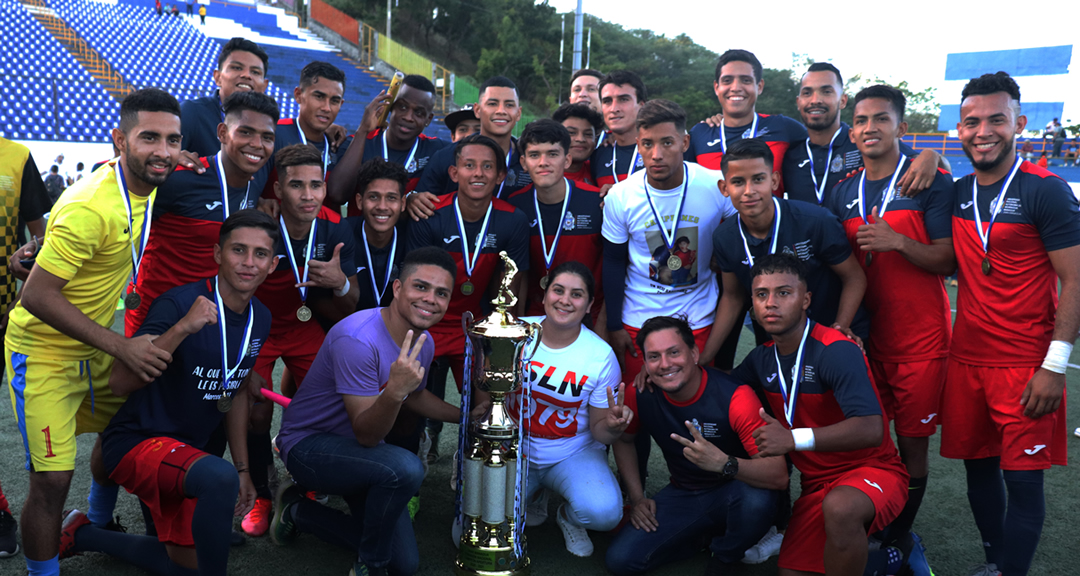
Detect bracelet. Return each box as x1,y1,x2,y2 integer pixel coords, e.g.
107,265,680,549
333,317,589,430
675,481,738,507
792,428,816,451
1041,340,1073,374
335,277,351,297
236,468,250,474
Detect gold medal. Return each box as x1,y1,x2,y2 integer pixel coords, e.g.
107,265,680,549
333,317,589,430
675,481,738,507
667,255,682,270
124,291,141,310
217,395,232,412
982,257,992,276
297,305,312,322
864,252,873,267
540,274,549,290
461,281,475,296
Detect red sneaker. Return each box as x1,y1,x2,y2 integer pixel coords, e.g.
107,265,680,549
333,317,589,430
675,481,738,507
59,509,91,559
241,498,271,537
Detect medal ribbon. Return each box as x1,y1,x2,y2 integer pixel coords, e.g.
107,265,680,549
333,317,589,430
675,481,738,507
381,130,420,173
773,320,812,426
214,153,251,219
720,114,759,153
973,155,1022,257
533,178,573,272
279,216,317,304
115,162,153,287
213,275,254,394
612,144,641,182
297,121,331,175
643,164,689,257
496,149,512,199
858,154,908,224
806,128,841,204
362,221,397,305
453,196,493,280
738,196,782,268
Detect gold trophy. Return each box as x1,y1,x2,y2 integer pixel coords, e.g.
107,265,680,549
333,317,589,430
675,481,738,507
455,252,541,576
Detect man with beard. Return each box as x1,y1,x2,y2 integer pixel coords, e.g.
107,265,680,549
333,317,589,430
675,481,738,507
5,89,181,576
943,71,1080,576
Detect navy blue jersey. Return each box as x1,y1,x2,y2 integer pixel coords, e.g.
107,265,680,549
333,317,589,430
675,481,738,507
590,142,645,188
731,321,906,486
261,118,352,199
361,128,450,193
624,367,767,491
180,93,224,157
783,124,917,208
414,137,531,199
685,113,807,196
345,216,406,311
712,197,869,339
102,278,272,473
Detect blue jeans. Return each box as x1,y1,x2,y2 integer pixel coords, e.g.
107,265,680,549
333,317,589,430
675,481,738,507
605,480,778,575
285,433,424,574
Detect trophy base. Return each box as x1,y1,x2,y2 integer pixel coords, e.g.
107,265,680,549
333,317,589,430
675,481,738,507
454,542,529,576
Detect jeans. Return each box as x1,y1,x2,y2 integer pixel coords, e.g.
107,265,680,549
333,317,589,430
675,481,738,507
286,433,424,574
605,480,778,576
526,447,622,531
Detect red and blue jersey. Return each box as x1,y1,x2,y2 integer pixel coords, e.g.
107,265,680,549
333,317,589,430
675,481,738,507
732,322,907,488
103,278,271,474
951,160,1080,366
415,137,531,200
361,128,449,193
685,113,807,196
404,194,530,355
624,367,767,491
828,160,953,362
711,197,870,340
125,157,267,337
564,161,596,188
261,117,353,200
590,142,645,188
179,93,224,157
505,181,604,319
345,216,406,312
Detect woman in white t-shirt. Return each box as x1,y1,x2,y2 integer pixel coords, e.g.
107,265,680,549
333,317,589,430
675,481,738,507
519,261,632,557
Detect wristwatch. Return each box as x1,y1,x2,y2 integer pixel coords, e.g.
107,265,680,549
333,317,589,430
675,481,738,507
719,455,739,481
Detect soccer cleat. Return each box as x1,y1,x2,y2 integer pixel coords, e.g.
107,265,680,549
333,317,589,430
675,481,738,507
525,489,549,527
241,497,272,536
348,562,389,576
967,563,1001,576
555,503,593,557
407,496,420,522
270,478,302,546
741,526,783,564
904,532,934,576
0,509,19,558
59,509,91,559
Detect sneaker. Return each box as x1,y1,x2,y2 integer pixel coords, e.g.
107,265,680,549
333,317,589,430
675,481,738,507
426,431,440,464
555,503,593,557
59,509,91,559
270,478,302,546
904,532,934,576
348,562,389,576
525,489,549,527
967,563,1001,576
230,529,246,547
407,496,420,522
241,497,272,536
0,509,19,558
418,430,432,476
741,526,782,564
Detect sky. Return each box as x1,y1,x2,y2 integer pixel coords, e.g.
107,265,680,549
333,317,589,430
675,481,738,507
545,0,1075,99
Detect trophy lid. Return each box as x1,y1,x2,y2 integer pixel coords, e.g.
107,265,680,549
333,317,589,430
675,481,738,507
467,252,532,339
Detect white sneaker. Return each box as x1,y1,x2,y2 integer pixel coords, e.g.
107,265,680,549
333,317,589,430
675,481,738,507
525,489,549,527
741,526,782,564
555,503,593,557
968,563,1002,576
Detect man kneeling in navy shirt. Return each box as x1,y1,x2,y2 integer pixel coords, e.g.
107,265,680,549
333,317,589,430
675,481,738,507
606,315,788,576
60,210,279,575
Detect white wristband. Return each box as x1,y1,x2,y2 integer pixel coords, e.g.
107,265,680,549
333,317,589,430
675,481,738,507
1041,340,1072,374
335,277,351,297
792,428,816,452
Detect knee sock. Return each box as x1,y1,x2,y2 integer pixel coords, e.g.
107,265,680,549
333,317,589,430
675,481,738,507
25,556,59,576
1001,469,1045,576
73,525,197,576
184,456,239,576
964,458,1005,567
87,479,120,527
882,474,927,555
247,430,273,500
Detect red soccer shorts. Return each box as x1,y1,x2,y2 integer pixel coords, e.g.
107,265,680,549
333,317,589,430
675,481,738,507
110,437,207,546
870,357,947,437
252,323,324,389
778,466,908,574
940,359,1067,470
619,324,711,386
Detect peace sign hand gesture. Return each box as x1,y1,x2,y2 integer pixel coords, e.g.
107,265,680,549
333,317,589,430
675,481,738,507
387,330,427,402
602,383,634,436
670,420,728,473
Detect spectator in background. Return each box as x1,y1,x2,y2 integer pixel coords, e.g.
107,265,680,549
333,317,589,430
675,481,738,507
43,165,64,204
1066,138,1078,166
199,3,206,24
74,162,84,182
170,4,179,17
155,0,163,16
186,0,193,15
1020,139,1035,159
1037,151,1049,168
1052,124,1067,158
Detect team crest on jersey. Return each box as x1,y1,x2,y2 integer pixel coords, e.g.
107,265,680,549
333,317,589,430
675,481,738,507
507,169,516,183
830,155,845,173
563,211,576,231
406,159,418,172
0,175,14,193
635,155,645,168
690,418,703,435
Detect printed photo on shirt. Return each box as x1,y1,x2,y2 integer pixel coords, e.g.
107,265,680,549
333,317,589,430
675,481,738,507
645,227,699,287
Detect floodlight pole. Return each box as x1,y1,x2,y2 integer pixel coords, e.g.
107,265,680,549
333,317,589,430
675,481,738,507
571,0,583,71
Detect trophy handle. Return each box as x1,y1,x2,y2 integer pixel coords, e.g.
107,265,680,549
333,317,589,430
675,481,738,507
526,322,543,360
461,310,474,338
